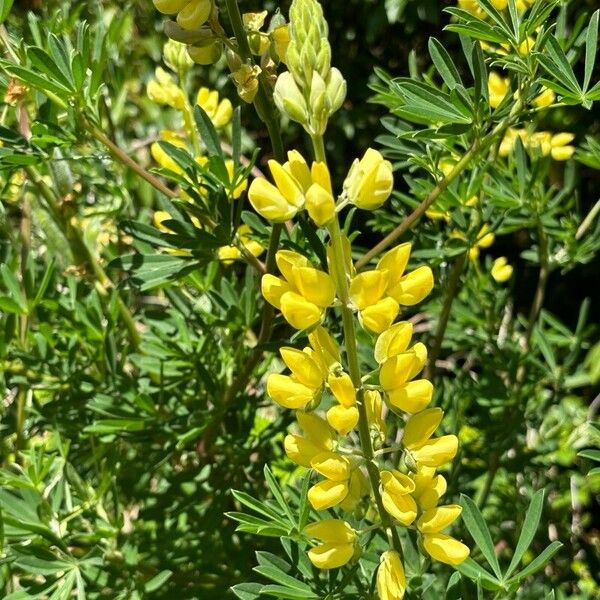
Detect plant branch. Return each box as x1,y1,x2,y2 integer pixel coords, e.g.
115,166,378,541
424,252,467,380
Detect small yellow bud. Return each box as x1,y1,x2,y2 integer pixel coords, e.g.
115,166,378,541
533,87,555,108
271,24,290,63
550,133,576,161
274,71,309,124
488,71,509,109
197,87,232,127
344,148,394,210
365,390,386,435
376,551,406,600
491,256,513,282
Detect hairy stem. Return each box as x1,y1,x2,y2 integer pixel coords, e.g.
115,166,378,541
328,216,403,553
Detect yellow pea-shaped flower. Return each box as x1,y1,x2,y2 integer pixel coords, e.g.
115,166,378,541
344,148,394,210
360,297,399,334
417,505,462,534
376,550,406,600
261,274,290,309
177,0,212,30
410,435,459,468
266,374,316,409
491,257,513,282
387,379,433,413
280,347,324,389
423,533,469,566
311,451,351,482
387,266,434,306
308,479,349,510
280,292,322,330
374,321,413,364
327,404,359,435
403,407,443,449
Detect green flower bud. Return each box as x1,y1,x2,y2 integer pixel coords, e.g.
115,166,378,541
163,39,194,74
274,72,309,124
326,67,346,115
188,40,222,65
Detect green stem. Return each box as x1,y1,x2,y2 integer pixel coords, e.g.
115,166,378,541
311,134,327,163
24,165,141,351
424,252,467,380
328,216,403,554
83,120,178,199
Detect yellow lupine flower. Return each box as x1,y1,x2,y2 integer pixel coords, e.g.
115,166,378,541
491,256,513,282
457,0,486,20
488,72,509,108
388,379,434,414
267,373,317,409
349,271,389,310
533,87,555,108
423,533,470,565
411,466,447,511
218,224,264,264
308,479,349,511
232,64,262,103
188,41,222,65
381,470,418,526
377,550,406,600
311,451,352,481
549,133,576,161
308,326,341,372
306,162,335,227
147,67,186,110
305,519,357,570
374,321,413,364
328,372,356,408
365,390,387,437
418,504,469,565
386,266,434,306
261,250,335,330
284,411,334,467
343,148,394,210
468,224,495,261
197,87,233,128
151,130,187,173
360,297,400,334
403,408,459,467
379,343,427,392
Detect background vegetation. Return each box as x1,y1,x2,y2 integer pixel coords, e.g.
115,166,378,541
0,0,598,598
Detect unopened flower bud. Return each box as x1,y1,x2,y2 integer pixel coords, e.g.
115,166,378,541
187,40,222,65
326,68,346,114
163,39,193,73
274,72,309,124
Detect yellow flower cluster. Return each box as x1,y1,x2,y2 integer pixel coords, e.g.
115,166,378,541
248,148,392,224
458,0,535,19
488,72,555,109
499,128,576,161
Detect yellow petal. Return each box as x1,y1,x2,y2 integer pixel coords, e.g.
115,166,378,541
269,159,305,207
411,435,459,468
275,250,311,283
491,257,513,283
306,183,335,227
261,274,290,309
387,379,433,413
403,407,443,449
308,542,354,570
280,291,323,330
412,471,447,511
311,451,352,482
177,0,212,30
423,533,470,566
328,372,356,407
376,550,406,600
297,411,334,450
267,374,315,409
376,243,412,288
349,271,389,310
374,321,413,364
153,0,189,14
304,519,356,543
365,390,386,434
418,505,462,534
284,434,326,467
360,297,400,333
387,266,434,306
308,479,349,510
380,348,425,391
308,327,341,370
381,470,416,496
280,347,324,388
327,404,359,435
551,145,575,161
285,150,312,192
249,177,297,222
290,266,336,308
311,161,333,195
382,489,417,526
